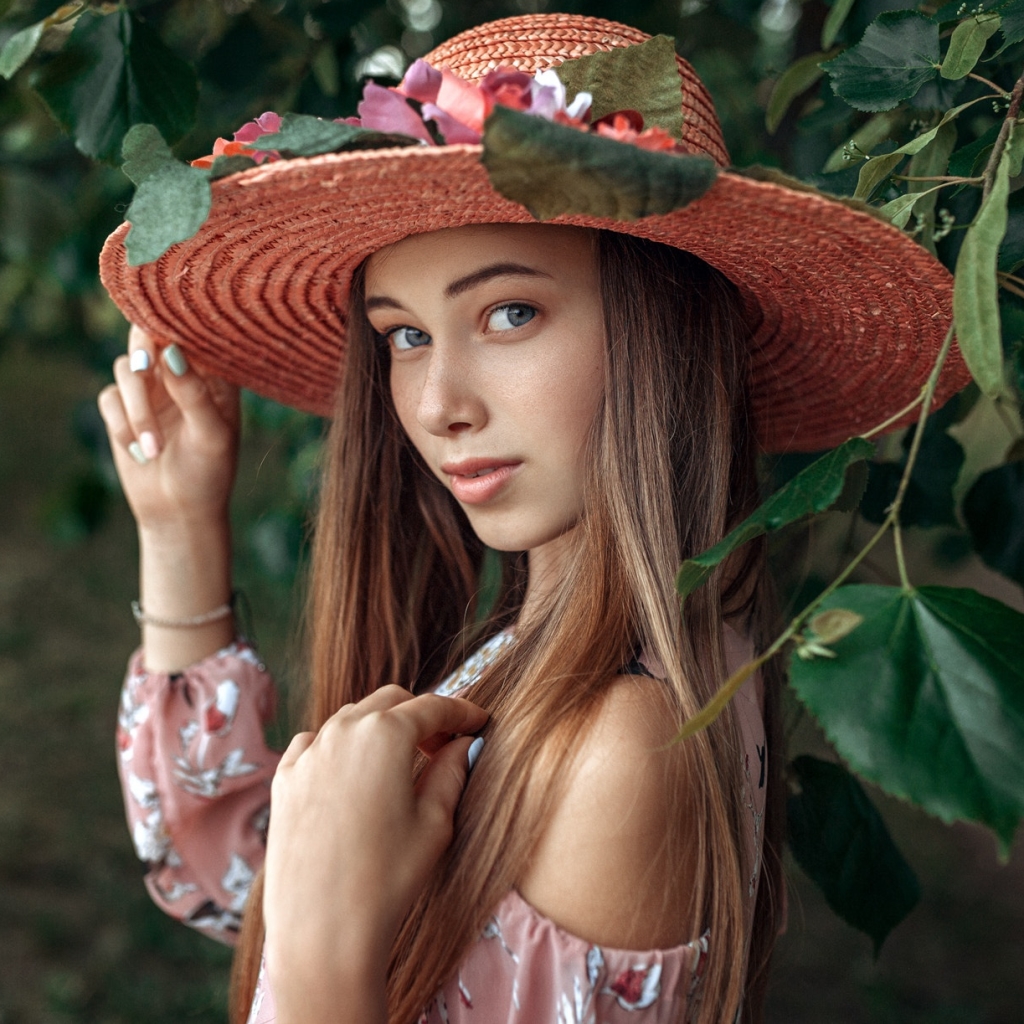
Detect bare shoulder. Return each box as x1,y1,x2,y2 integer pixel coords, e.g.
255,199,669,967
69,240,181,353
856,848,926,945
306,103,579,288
517,675,698,950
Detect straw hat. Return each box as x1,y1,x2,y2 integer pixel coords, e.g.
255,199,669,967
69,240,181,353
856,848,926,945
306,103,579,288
99,13,970,454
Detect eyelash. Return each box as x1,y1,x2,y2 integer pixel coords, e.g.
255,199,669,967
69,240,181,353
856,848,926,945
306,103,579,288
378,302,539,351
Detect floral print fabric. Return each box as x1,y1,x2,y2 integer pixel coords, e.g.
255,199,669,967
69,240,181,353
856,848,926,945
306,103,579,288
116,628,765,1022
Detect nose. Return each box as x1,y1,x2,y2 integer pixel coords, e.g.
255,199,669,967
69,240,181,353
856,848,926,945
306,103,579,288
415,340,485,436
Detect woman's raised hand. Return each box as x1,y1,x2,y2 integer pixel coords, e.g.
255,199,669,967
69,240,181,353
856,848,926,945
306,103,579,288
263,686,489,1024
97,325,240,530
98,326,241,672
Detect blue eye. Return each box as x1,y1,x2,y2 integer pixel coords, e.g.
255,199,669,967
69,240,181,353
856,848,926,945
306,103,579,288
388,326,431,351
487,304,536,331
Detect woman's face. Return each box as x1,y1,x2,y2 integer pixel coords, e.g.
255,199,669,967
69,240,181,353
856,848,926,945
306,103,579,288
365,224,605,565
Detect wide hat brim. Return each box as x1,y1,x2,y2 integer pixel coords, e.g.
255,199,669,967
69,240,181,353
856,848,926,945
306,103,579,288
99,142,969,453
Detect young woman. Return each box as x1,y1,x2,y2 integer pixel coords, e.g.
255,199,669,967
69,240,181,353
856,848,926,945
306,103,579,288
96,14,966,1024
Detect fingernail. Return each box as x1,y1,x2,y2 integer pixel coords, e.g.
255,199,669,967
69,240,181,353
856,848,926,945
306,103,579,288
139,431,159,460
467,736,484,773
127,441,149,465
129,350,151,373
163,344,188,377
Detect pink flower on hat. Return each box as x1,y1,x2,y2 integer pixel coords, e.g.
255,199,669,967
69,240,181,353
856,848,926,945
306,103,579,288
191,111,283,168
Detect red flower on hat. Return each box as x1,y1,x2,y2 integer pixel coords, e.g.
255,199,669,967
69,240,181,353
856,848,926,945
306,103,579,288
594,111,680,152
191,112,282,169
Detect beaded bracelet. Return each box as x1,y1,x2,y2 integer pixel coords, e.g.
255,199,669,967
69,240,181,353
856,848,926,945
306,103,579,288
131,591,237,629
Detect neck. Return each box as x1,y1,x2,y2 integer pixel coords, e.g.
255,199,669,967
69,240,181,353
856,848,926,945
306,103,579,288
518,528,578,628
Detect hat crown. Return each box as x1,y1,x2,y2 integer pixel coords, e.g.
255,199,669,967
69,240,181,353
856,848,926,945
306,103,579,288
423,13,730,168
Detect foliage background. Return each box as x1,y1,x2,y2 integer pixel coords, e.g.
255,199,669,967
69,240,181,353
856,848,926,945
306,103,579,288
1,0,1023,1020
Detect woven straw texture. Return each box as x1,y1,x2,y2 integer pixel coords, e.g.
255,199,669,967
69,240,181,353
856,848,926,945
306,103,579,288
99,14,971,454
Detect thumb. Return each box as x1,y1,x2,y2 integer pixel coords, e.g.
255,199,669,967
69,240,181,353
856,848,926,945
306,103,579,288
416,735,483,820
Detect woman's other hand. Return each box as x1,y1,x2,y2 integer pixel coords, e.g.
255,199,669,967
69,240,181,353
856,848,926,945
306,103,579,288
97,325,240,530
98,326,241,671
263,687,488,1024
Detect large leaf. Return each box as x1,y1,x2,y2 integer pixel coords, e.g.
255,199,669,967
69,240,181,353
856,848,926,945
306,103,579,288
481,105,717,222
766,51,831,135
953,124,1020,397
789,584,1024,853
250,112,420,157
788,756,920,953
33,8,197,164
554,34,683,140
121,124,210,266
940,13,1002,79
963,460,1024,586
676,438,874,598
821,12,940,113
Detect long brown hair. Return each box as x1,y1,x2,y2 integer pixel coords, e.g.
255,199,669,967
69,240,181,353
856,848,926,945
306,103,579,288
231,229,785,1023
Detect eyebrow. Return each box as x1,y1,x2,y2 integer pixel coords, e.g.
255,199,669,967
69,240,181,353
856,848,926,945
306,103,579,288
364,262,552,312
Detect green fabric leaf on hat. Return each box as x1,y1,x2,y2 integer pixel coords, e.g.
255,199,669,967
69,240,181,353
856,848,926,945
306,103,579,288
249,112,421,157
953,124,1020,397
554,34,683,140
121,124,210,267
787,755,920,955
481,105,716,222
821,11,940,112
676,437,874,599
33,8,197,164
789,584,1024,855
940,13,1002,79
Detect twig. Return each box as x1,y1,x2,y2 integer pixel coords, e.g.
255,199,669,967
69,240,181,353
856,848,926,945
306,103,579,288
893,174,983,183
969,72,1009,97
982,69,1024,202
999,276,1024,301
861,392,925,438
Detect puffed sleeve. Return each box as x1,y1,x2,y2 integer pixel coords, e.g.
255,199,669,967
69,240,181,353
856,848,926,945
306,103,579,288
116,641,281,944
423,891,710,1024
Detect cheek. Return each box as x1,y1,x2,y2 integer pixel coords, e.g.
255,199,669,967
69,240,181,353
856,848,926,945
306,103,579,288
389,365,423,448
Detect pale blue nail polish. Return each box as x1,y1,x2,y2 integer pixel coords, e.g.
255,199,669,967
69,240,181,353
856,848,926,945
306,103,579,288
127,441,149,465
130,349,151,373
163,344,188,377
467,736,484,772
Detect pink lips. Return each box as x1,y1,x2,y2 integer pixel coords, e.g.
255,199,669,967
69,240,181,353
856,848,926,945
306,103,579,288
442,458,521,504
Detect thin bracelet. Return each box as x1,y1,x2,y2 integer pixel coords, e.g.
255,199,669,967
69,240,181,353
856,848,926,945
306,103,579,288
131,592,236,629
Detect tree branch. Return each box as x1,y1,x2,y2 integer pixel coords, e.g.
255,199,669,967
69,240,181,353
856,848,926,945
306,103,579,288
982,68,1024,203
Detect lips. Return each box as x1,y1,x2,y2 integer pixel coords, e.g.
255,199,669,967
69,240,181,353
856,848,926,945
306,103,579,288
442,458,522,504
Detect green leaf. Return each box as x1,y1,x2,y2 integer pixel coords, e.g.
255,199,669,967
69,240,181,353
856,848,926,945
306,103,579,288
953,125,1017,397
121,123,175,187
120,125,211,266
854,152,904,200
948,121,1000,179
941,13,1001,79
676,437,874,598
963,460,1024,586
789,584,1024,853
824,109,904,174
482,105,717,223
822,0,858,49
250,112,420,157
554,34,683,140
0,1,83,79
906,120,957,255
0,21,45,79
996,0,1024,47
766,51,831,135
209,154,258,180
33,8,197,164
124,161,211,266
879,189,928,228
788,755,920,953
821,11,940,112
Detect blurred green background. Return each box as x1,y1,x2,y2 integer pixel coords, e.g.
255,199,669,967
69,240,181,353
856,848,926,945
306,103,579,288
1,0,1023,1020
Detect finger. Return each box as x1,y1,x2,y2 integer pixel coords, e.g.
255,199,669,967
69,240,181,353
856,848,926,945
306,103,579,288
278,731,315,768
391,694,489,748
98,383,149,466
113,354,164,460
158,343,239,437
127,324,157,374
415,735,477,819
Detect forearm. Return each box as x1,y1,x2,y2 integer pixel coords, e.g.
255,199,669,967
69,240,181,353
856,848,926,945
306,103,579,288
138,519,234,672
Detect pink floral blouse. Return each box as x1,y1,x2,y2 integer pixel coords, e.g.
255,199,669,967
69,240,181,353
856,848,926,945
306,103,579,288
116,628,766,1023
